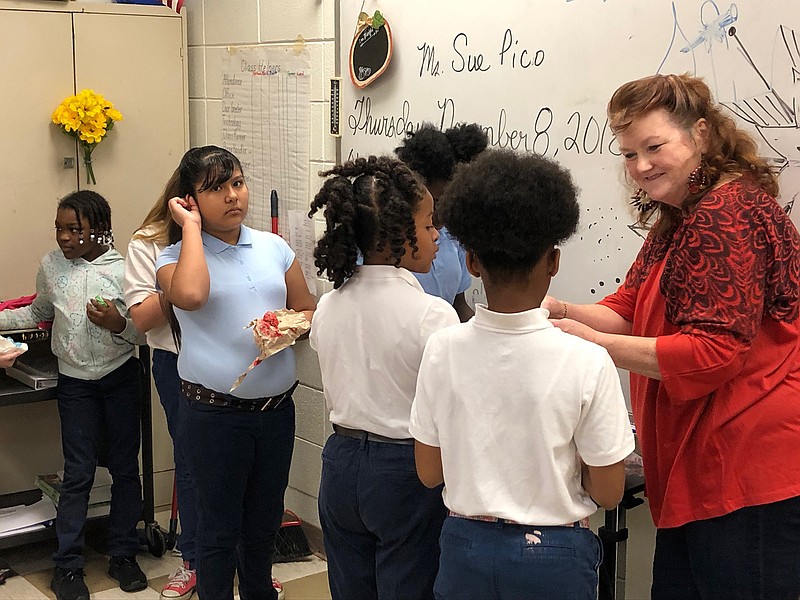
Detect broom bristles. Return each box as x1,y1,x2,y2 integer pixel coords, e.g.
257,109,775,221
273,509,313,562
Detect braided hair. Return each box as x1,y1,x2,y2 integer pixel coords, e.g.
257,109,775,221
308,155,425,289
58,190,114,246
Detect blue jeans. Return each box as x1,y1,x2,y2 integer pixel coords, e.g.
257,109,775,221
434,516,602,600
181,394,295,600
152,349,197,566
53,358,143,569
319,433,447,600
651,495,800,600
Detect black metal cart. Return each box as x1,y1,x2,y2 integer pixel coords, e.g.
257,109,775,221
598,453,646,600
0,345,164,557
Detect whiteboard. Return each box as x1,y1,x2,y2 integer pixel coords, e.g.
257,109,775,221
339,0,800,307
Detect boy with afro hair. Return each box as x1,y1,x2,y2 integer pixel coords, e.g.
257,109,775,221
409,149,634,600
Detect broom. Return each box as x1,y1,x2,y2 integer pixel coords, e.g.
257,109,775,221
273,509,313,562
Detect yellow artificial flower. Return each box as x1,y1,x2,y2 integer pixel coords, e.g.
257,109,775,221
52,89,122,185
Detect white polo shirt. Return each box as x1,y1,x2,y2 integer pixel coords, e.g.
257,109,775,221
123,231,177,353
310,265,459,439
410,304,635,526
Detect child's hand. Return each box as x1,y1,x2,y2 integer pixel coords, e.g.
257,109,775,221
168,195,202,229
87,297,127,334
0,348,24,368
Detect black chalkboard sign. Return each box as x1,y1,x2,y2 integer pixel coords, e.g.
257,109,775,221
348,20,393,88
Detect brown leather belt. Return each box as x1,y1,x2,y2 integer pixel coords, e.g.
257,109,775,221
332,423,415,446
180,379,298,412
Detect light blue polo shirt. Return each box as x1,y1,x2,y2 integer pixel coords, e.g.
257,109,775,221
413,227,472,304
156,225,296,399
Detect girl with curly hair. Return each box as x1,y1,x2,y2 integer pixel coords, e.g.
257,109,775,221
395,122,488,321
309,155,459,600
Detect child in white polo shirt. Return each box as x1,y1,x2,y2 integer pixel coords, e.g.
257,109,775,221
410,149,635,600
309,155,459,600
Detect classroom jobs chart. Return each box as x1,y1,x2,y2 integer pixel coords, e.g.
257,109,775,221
221,46,316,291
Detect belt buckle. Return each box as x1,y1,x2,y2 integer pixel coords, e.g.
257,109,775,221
264,392,288,411
261,394,278,411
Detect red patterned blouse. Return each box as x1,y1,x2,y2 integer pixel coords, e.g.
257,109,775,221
599,176,800,528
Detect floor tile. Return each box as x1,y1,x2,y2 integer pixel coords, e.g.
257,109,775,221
273,555,328,582
0,507,330,600
136,551,183,581
0,575,50,600
92,586,161,599
282,571,331,600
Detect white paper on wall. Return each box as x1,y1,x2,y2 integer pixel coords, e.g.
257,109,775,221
220,46,312,239
288,209,318,292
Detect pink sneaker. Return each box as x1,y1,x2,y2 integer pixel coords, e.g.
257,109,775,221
272,576,285,600
161,562,196,599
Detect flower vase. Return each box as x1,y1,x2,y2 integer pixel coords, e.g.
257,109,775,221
82,145,97,185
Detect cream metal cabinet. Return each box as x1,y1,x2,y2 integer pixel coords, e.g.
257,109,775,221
0,1,188,299
0,1,187,499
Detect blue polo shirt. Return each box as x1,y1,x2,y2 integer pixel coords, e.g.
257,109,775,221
156,226,296,398
413,227,472,304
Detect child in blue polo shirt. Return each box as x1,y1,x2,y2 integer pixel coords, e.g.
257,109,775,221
156,146,316,600
395,122,488,321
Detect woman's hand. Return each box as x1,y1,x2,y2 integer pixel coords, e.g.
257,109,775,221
542,295,566,319
554,317,662,379
168,195,202,229
87,297,127,334
552,317,601,344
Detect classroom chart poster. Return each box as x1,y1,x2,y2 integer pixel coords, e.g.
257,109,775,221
220,46,316,283
339,0,800,306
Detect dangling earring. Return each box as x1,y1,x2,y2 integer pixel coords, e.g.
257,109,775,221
99,230,113,246
687,161,711,195
89,229,96,241
630,188,657,213
78,230,84,245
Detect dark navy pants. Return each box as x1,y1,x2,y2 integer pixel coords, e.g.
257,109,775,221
434,516,602,600
53,358,143,569
319,432,447,600
651,495,800,600
152,349,197,566
181,394,295,600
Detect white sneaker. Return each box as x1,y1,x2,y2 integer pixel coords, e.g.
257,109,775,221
161,562,196,599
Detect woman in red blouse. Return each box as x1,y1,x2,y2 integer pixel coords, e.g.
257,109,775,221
545,73,800,600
